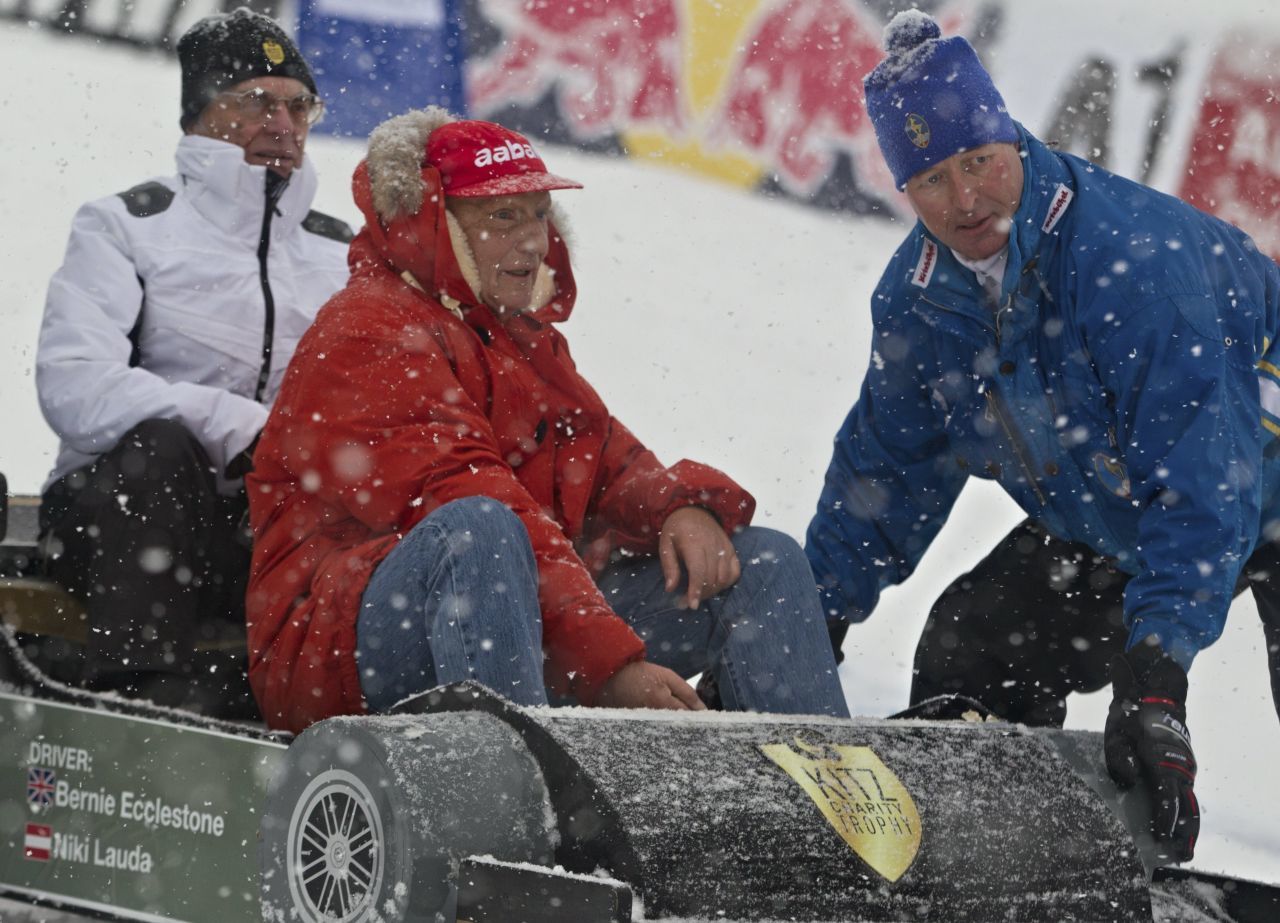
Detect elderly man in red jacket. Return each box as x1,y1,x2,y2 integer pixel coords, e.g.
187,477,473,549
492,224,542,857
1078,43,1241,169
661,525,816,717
246,108,848,733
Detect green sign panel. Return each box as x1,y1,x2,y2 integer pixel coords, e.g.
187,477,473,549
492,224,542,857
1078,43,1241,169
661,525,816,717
0,692,286,921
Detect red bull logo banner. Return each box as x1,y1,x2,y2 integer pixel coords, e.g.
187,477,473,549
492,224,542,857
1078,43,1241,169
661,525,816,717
465,0,987,218
1178,33,1280,260
463,0,1280,253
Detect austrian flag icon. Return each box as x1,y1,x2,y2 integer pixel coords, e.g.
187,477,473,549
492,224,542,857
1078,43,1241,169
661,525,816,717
24,823,51,862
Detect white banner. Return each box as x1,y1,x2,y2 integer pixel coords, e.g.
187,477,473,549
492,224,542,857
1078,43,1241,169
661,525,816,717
312,0,445,28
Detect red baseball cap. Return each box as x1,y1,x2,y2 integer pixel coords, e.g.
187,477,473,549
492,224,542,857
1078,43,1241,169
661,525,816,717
427,119,583,198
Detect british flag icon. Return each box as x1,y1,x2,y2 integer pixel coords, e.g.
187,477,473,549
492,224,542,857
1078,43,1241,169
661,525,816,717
26,767,56,808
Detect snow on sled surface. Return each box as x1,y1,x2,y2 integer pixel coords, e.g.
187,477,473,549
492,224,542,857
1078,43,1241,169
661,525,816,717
385,683,1153,922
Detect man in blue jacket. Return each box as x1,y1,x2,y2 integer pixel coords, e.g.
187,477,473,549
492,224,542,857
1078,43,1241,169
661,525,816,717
806,10,1280,863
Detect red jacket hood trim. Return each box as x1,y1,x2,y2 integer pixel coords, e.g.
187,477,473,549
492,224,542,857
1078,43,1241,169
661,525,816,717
349,157,579,327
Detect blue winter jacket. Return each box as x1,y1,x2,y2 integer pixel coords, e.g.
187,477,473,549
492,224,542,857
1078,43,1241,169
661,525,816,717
806,126,1280,670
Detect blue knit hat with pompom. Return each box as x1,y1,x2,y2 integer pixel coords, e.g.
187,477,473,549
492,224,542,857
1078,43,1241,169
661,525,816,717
863,11,1017,189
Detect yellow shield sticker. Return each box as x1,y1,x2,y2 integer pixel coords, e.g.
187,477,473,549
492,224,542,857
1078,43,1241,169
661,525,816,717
263,40,286,65
905,113,931,149
761,738,921,882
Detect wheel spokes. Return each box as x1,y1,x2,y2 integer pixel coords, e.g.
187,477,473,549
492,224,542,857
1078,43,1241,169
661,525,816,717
291,777,383,922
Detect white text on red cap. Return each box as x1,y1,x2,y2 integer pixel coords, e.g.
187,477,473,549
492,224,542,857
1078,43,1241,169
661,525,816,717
474,140,539,168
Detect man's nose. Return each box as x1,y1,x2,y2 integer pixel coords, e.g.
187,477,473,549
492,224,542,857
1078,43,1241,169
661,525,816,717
953,174,979,212
262,101,297,133
515,221,549,257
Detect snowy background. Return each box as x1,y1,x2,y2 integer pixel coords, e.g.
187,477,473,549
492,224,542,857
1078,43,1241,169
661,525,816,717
0,3,1276,891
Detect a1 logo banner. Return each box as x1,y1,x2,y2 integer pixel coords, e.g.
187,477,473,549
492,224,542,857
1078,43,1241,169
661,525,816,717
1178,31,1280,261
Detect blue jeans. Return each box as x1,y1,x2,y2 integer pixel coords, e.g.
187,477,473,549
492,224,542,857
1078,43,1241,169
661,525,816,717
356,497,848,717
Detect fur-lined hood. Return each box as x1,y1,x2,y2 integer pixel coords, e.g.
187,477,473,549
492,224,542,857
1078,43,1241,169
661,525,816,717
349,106,577,324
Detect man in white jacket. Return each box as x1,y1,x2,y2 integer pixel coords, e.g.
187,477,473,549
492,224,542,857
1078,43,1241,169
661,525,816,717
34,8,351,715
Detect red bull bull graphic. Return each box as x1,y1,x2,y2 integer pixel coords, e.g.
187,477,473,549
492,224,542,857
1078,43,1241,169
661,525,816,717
697,0,978,211
704,0,888,198
468,0,687,137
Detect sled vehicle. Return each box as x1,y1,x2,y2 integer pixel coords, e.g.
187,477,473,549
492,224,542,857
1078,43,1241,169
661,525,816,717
1,475,1278,923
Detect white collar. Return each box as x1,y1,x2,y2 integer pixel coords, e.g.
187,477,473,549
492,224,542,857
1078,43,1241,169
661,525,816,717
952,247,1008,306
174,134,318,241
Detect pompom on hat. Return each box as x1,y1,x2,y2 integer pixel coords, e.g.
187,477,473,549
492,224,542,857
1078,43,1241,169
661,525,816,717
177,7,317,129
863,10,1018,189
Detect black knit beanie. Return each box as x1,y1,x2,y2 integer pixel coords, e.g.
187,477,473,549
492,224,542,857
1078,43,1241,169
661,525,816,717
177,7,317,129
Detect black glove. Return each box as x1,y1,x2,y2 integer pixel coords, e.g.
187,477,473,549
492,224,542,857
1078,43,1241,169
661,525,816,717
828,619,849,665
695,671,723,710
224,433,261,481
1104,641,1199,862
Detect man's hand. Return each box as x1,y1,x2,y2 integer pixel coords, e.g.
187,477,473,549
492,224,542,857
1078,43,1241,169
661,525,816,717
658,506,740,609
595,661,706,711
1104,641,1200,862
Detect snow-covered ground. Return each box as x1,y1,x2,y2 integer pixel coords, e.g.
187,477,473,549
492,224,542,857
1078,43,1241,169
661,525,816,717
0,13,1276,892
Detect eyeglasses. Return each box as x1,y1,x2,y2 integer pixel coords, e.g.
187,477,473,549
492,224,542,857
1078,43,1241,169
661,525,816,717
215,88,325,126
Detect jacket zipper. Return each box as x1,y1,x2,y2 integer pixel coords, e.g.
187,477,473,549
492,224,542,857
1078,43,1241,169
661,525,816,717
992,281,1050,507
253,176,287,403
921,291,1050,507
984,389,1049,507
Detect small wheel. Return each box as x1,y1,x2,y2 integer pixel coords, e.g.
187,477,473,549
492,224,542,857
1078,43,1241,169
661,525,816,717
260,711,555,922
286,769,384,922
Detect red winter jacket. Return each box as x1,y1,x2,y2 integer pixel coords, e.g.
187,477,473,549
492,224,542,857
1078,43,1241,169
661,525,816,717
245,157,755,733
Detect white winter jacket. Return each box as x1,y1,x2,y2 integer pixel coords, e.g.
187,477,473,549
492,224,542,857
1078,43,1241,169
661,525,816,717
36,135,352,494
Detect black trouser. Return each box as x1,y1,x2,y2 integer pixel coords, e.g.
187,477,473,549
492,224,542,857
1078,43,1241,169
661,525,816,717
909,518,1280,727
38,419,257,717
